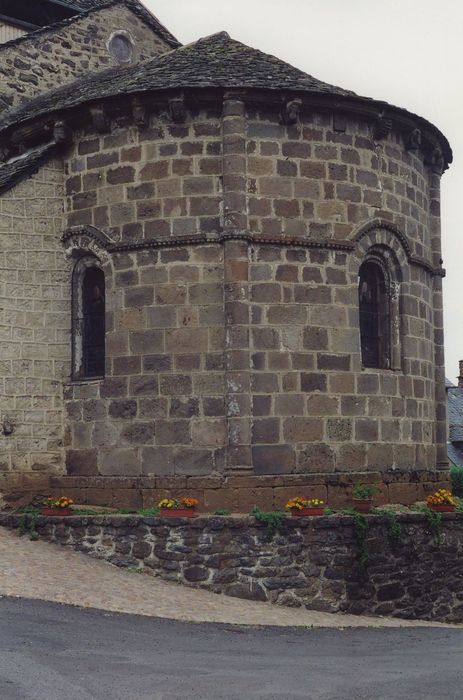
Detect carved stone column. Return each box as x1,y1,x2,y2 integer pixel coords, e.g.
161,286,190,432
222,93,252,473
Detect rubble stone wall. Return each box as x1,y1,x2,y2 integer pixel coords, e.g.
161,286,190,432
2,510,462,623
0,4,170,111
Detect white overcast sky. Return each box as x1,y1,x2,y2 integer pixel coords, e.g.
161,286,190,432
145,0,462,381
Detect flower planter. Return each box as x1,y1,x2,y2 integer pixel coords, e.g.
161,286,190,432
41,507,73,517
159,508,196,518
352,499,373,514
429,504,455,513
291,507,324,517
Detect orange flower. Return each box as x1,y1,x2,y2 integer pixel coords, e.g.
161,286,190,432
286,496,324,510
426,489,456,507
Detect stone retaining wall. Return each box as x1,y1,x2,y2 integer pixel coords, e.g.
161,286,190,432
3,510,463,622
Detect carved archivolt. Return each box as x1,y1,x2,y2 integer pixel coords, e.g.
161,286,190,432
61,225,113,264
352,218,441,276
354,221,409,281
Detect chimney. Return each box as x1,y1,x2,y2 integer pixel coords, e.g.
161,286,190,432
459,360,463,388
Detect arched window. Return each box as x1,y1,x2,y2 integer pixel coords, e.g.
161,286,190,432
358,260,391,369
72,256,105,379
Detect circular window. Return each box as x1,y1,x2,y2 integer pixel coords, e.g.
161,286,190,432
108,32,134,64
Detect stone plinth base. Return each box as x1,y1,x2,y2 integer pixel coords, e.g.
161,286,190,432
43,471,452,511
0,473,51,508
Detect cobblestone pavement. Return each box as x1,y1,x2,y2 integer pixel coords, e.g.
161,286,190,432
0,527,457,628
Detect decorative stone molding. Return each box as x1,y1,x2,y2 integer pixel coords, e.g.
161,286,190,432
132,97,149,128
425,145,445,175
61,225,113,262
168,97,186,124
280,98,302,125
373,116,392,140
89,106,110,134
53,120,72,145
353,219,442,276
405,127,421,152
333,113,347,132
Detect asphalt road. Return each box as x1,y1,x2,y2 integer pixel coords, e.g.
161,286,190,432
0,598,462,700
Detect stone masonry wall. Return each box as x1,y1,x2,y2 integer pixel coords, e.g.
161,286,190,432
0,4,170,111
3,510,463,623
0,95,446,494
60,100,443,481
249,243,435,474
246,108,432,260
65,243,226,478
64,109,225,478
65,108,222,237
0,159,67,474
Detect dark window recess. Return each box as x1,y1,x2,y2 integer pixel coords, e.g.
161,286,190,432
77,267,105,378
358,260,390,369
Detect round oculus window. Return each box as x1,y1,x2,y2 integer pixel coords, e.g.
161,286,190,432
108,32,134,64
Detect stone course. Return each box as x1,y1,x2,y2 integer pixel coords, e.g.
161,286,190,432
3,510,463,623
47,472,450,511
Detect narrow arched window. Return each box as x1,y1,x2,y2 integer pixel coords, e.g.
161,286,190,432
72,256,105,379
358,260,390,369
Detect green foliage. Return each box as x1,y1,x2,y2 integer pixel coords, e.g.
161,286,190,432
450,467,463,497
323,506,334,516
353,483,379,500
411,504,443,545
213,509,231,516
71,508,107,515
17,506,39,541
137,507,160,517
424,507,443,545
114,508,137,514
455,498,463,513
374,508,402,548
352,511,369,570
250,506,286,541
339,506,369,569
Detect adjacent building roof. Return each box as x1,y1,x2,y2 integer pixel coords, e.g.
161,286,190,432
447,382,463,467
0,30,452,167
0,0,180,51
448,386,463,442
0,0,76,29
0,143,58,195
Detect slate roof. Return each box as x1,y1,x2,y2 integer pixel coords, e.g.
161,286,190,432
448,442,463,469
447,381,463,467
448,386,463,442
0,143,58,196
54,0,110,8
0,31,452,167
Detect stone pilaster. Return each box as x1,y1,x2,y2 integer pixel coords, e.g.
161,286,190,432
429,170,448,469
222,93,251,472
